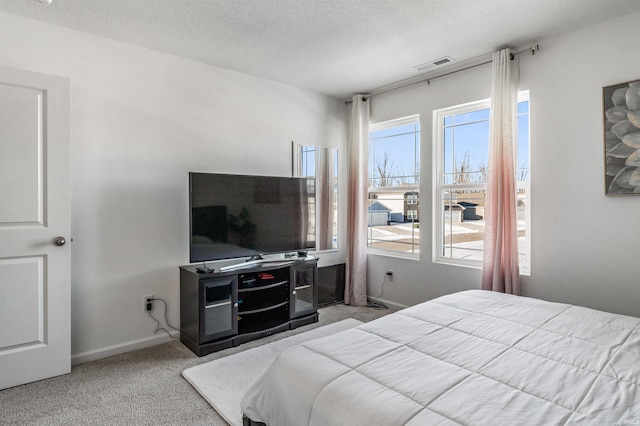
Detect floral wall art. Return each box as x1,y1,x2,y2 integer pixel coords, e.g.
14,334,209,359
603,78,640,195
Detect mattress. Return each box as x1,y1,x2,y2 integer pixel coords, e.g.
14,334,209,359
241,290,640,425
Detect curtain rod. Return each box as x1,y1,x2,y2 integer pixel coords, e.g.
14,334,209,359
345,44,539,104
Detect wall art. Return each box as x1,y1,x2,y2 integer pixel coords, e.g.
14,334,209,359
603,78,640,195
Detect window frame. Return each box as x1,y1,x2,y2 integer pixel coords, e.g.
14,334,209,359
433,92,530,274
367,114,421,259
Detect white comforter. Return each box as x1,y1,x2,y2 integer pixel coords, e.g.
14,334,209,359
241,290,640,425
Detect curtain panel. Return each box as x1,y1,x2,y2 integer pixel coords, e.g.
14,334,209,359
317,148,334,250
481,48,521,295
345,95,369,306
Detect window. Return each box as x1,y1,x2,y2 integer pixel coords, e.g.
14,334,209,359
434,93,530,273
367,115,420,257
298,145,317,247
294,143,339,251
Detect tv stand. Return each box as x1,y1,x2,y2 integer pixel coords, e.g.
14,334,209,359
179,257,318,356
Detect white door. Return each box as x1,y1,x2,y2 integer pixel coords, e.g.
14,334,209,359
0,66,70,390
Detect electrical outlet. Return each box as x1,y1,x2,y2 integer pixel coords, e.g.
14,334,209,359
386,270,394,282
143,294,154,311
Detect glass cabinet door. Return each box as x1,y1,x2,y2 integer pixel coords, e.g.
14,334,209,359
201,276,237,343
291,265,317,318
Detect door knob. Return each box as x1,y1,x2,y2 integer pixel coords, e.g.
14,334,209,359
53,236,66,246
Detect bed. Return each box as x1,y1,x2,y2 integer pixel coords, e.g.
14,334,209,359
241,290,640,425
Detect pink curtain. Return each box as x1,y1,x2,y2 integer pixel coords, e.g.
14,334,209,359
345,95,369,306
317,147,334,250
482,48,520,295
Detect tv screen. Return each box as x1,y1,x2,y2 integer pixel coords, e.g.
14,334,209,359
189,172,315,263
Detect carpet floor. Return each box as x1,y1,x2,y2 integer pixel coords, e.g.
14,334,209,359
0,303,391,425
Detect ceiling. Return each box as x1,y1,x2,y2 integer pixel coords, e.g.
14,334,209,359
2,0,640,99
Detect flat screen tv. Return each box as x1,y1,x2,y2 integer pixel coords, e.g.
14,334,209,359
189,172,315,263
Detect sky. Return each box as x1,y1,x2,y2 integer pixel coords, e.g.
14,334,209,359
369,101,529,186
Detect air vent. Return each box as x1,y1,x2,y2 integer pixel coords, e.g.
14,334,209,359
413,56,455,72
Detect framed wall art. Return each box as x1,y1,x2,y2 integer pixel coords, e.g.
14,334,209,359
603,78,640,195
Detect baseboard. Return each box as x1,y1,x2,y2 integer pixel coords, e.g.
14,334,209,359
71,330,180,366
367,296,409,311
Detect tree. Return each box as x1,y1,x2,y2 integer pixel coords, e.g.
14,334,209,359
374,152,399,187
372,151,420,187
454,150,488,185
454,151,472,184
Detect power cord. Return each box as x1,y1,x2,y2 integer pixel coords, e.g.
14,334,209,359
367,276,389,310
147,297,180,338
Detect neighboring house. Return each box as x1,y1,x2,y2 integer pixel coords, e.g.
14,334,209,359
403,191,419,222
369,192,419,224
367,201,391,226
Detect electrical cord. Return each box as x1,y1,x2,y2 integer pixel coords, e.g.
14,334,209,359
367,276,389,310
147,297,180,338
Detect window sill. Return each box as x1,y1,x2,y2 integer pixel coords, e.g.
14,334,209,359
367,248,420,261
434,258,530,277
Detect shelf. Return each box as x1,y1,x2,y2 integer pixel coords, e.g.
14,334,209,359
239,267,290,291
239,300,288,315
205,300,232,309
238,284,288,312
238,305,290,335
239,280,288,292
295,284,311,290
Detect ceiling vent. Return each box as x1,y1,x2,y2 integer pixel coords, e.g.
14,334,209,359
414,56,455,72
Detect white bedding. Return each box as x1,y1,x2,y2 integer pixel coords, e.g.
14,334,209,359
241,290,640,425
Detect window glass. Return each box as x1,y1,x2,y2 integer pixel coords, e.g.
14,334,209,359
368,116,420,257
434,94,530,273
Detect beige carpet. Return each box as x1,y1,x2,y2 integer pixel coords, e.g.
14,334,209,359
182,318,363,426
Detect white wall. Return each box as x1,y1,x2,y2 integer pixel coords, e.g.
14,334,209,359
0,12,347,363
368,11,640,318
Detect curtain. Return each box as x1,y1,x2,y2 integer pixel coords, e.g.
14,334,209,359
345,95,369,306
316,147,334,250
482,48,520,295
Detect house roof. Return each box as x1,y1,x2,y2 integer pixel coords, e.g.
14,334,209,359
369,201,391,212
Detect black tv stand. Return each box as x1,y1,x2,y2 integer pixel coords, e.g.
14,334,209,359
179,257,318,356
